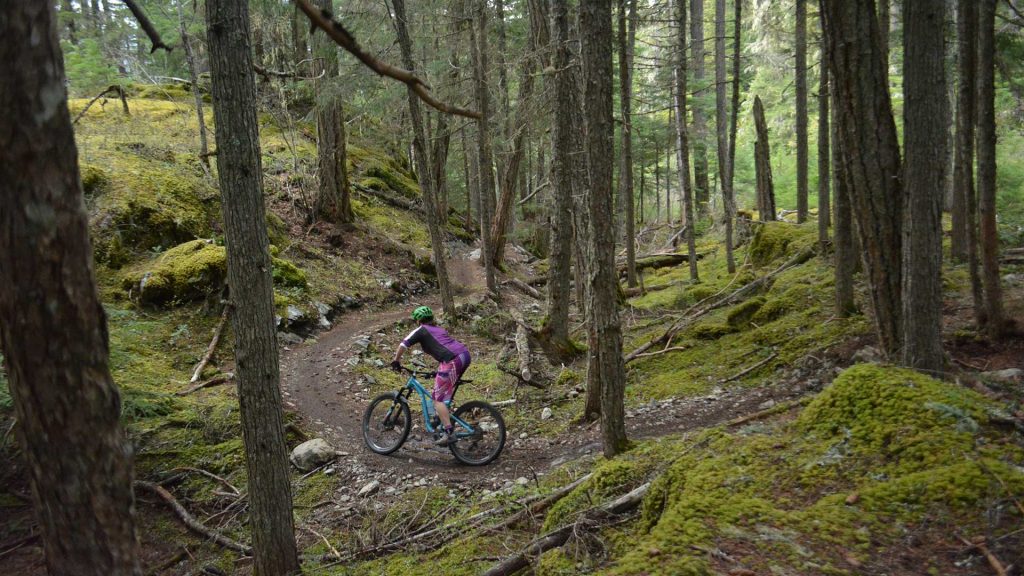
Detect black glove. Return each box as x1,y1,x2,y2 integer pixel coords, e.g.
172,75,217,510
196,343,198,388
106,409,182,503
390,360,402,373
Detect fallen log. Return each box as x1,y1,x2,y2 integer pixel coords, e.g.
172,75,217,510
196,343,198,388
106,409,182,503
134,481,252,555
720,352,778,383
503,278,542,299
515,323,533,383
352,182,419,211
617,253,698,276
481,482,651,576
190,306,229,384
483,473,592,534
663,225,688,249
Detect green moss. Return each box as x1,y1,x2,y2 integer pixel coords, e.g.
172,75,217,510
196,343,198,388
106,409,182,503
349,145,420,199
272,257,308,288
726,296,766,329
748,222,818,267
80,163,111,195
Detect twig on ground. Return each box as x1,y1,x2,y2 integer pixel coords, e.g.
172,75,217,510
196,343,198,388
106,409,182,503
190,306,230,384
171,467,240,496
482,473,593,534
957,535,1009,576
135,481,252,555
73,85,130,124
726,397,811,428
176,373,235,396
0,534,40,560
720,352,779,383
304,526,341,560
630,345,691,360
145,547,189,576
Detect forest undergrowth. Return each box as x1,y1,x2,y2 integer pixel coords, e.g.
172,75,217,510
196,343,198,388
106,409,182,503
1,89,1023,576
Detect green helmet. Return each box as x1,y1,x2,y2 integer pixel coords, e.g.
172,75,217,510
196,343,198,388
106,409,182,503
411,305,434,322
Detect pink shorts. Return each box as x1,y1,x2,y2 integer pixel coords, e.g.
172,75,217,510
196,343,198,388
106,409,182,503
433,351,470,402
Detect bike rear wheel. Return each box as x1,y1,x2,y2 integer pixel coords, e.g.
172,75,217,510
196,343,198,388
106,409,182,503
362,393,412,455
449,400,506,466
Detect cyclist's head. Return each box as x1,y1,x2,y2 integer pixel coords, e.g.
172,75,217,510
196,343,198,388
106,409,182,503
411,305,434,324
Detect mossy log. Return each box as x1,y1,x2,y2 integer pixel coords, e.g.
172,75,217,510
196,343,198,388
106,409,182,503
352,182,419,211
620,252,699,275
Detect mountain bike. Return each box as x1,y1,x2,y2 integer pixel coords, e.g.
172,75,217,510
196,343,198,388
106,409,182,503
361,363,506,466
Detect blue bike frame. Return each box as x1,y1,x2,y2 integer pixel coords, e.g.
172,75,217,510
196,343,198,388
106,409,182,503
403,374,475,438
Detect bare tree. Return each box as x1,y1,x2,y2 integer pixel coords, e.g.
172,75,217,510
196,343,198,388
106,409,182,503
822,0,904,357
674,0,699,281
901,0,947,371
753,95,776,221
0,3,139,574
618,0,639,287
977,0,1006,339
205,0,300,572
715,0,736,273
581,0,628,456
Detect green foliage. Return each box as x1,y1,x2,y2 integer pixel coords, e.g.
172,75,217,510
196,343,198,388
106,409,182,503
63,39,121,94
0,352,10,411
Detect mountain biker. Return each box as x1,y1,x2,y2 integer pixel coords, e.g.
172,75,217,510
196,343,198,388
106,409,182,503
390,306,471,447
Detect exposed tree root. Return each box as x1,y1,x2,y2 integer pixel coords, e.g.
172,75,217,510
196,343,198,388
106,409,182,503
134,481,252,555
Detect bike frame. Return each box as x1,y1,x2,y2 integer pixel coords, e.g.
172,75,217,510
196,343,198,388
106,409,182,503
398,374,475,438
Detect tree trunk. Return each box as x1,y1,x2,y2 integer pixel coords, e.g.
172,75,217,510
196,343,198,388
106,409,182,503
0,3,139,574
674,0,699,281
954,0,983,325
292,3,307,67
715,0,736,273
831,83,857,317
728,0,742,226
817,26,830,244
796,0,809,223
618,0,639,287
822,0,904,358
61,0,78,45
753,95,776,222
495,0,511,148
545,0,577,355
878,0,890,70
393,0,455,318
461,126,474,230
313,0,353,225
901,0,947,372
976,0,1005,339
179,7,210,172
654,138,661,223
204,1,300,573
471,2,498,293
690,0,711,214
581,0,628,457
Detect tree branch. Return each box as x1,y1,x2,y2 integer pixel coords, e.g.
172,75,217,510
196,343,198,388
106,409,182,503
121,0,172,53
294,0,481,119
135,481,251,554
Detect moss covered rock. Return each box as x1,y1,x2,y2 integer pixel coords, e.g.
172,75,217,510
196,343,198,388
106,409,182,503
748,221,817,267
726,296,766,329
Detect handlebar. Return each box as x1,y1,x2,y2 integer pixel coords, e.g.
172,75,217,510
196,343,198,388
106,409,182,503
393,364,436,378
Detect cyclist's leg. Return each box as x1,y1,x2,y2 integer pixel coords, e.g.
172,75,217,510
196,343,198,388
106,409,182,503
433,360,456,430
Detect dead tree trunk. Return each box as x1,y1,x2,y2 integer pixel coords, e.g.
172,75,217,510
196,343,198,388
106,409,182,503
178,7,210,173
977,0,1005,339
392,0,455,317
0,3,139,573
581,0,628,457
674,0,699,281
822,0,904,357
753,95,776,222
205,0,300,572
901,0,948,372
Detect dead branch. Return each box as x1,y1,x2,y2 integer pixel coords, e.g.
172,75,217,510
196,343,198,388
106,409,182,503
0,533,40,560
171,467,240,496
630,345,691,360
481,482,650,576
625,247,813,364
190,307,229,384
725,397,811,428
176,373,235,396
294,0,480,119
503,278,542,299
663,225,688,249
483,473,593,534
122,0,172,53
73,85,130,124
304,526,341,560
145,547,188,576
497,364,546,389
135,481,252,555
957,535,1009,576
254,64,326,81
352,182,419,210
720,352,779,383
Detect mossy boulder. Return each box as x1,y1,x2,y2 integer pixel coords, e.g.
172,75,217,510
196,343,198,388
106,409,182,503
80,163,111,196
748,221,817,267
349,145,420,200
726,296,766,329
685,322,735,340
123,239,307,306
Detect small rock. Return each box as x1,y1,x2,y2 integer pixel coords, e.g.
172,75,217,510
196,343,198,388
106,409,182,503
541,407,553,420
569,390,579,398
468,248,482,261
363,374,377,386
515,477,529,486
982,368,1023,384
845,492,860,505
278,331,303,345
290,438,336,472
355,337,371,350
323,467,335,476
345,357,360,366
286,305,305,322
358,480,380,497
757,399,776,410
851,345,882,364
519,432,529,440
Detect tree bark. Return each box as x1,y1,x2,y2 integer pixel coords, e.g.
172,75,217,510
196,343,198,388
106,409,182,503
753,95,776,222
674,0,699,281
796,0,809,223
690,0,711,214
461,125,476,230
901,0,947,372
0,3,139,574
545,0,577,355
976,0,1005,340
392,0,455,317
618,0,639,287
313,0,353,225
471,1,498,293
292,3,307,67
822,0,904,357
878,0,890,70
581,0,628,457
728,0,742,226
204,0,300,573
831,65,857,318
817,26,830,244
715,0,736,273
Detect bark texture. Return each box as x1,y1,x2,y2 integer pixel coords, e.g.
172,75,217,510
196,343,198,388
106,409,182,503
674,0,699,281
581,0,628,457
831,69,857,318
817,27,830,243
753,95,776,222
205,0,300,573
795,0,809,223
901,0,947,372
0,3,140,574
715,0,736,273
618,0,639,287
471,1,498,293
690,0,711,212
313,0,353,224
977,0,1005,339
822,0,904,357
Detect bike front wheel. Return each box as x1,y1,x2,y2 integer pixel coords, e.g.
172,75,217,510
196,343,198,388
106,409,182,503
449,400,506,466
362,393,412,455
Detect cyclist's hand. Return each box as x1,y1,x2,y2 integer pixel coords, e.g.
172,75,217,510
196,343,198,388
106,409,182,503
389,360,402,373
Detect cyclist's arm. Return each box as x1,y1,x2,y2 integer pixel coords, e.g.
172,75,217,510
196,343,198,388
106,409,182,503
392,343,407,364
393,326,422,364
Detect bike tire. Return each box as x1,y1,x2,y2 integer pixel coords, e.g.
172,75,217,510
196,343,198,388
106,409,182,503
362,393,412,455
449,400,506,466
